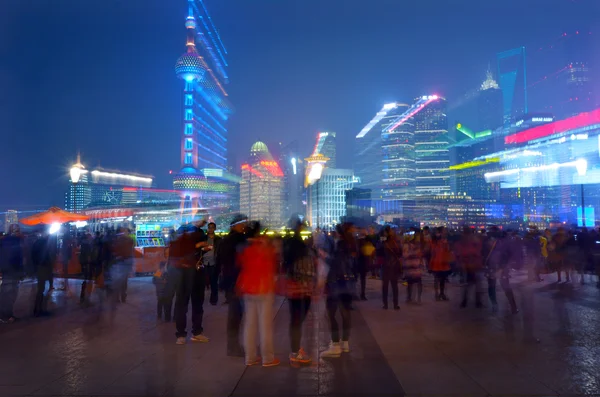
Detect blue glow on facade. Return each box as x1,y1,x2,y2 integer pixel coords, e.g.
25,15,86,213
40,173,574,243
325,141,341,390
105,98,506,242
175,0,232,175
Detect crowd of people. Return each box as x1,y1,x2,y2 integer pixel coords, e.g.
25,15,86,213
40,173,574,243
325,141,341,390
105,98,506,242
2,217,600,368
0,224,135,323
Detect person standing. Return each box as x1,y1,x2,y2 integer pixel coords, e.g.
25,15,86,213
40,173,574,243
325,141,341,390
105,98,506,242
237,222,280,367
430,227,451,301
31,229,55,316
457,227,484,308
284,218,317,365
322,223,357,358
357,230,375,301
112,228,134,304
202,222,221,305
403,229,424,304
153,261,172,321
79,232,93,304
217,214,248,356
171,224,209,345
0,225,24,323
381,227,401,310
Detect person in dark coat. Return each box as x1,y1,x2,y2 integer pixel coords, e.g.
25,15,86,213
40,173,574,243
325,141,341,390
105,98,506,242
31,230,56,316
200,222,222,305
216,214,248,356
0,225,24,323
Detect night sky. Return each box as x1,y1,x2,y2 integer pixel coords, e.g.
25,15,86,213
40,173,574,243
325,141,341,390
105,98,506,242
1,0,598,211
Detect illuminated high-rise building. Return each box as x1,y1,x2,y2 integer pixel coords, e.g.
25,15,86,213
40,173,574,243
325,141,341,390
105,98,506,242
239,142,284,229
4,210,18,233
172,0,235,219
278,140,305,221
414,96,450,195
498,47,528,126
563,30,595,117
312,132,337,168
478,68,504,131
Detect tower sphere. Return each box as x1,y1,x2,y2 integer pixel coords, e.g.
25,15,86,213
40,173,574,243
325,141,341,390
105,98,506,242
185,16,197,30
175,52,206,82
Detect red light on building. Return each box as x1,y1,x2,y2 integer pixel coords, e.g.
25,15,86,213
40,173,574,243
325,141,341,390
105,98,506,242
505,108,600,145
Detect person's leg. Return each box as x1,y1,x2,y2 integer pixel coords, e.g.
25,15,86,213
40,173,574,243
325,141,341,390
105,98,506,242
208,266,219,305
474,272,484,307
339,293,352,342
406,279,413,302
6,278,19,320
191,268,206,336
258,294,275,363
227,293,244,355
390,268,399,308
488,277,498,309
434,273,440,300
461,270,472,307
173,268,190,338
34,276,47,315
359,266,367,299
500,276,518,313
439,273,448,300
288,298,302,353
416,278,423,302
381,267,390,308
326,296,341,342
243,295,258,363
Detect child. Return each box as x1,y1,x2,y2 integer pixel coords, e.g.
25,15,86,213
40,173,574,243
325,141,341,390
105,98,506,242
153,262,172,321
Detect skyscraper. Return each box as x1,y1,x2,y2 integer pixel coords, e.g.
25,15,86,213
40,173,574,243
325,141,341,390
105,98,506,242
307,168,355,230
563,31,595,117
498,47,528,126
278,141,305,221
239,142,284,228
381,104,415,201
312,132,337,168
414,96,450,195
4,210,18,233
355,103,400,200
478,68,504,131
173,0,234,217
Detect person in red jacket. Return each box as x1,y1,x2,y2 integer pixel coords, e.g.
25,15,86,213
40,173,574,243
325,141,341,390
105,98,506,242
430,227,452,301
236,222,280,367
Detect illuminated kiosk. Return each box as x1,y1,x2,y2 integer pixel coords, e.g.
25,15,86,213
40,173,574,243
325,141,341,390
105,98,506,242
172,1,235,226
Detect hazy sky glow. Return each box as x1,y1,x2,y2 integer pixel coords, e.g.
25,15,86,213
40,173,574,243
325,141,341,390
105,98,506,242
1,0,598,210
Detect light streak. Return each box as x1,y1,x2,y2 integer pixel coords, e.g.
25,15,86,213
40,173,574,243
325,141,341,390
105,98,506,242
356,103,399,138
385,96,440,133
449,158,500,171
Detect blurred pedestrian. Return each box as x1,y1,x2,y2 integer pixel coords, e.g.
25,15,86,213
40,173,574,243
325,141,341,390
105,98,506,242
322,223,356,358
237,221,279,367
0,225,24,323
457,227,484,308
111,228,134,303
430,226,451,301
79,232,93,304
283,217,317,365
381,227,401,310
403,229,424,304
217,214,248,356
31,229,55,316
153,261,172,321
202,222,221,305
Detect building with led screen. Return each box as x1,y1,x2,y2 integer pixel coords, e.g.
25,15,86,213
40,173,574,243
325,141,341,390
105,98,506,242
239,142,284,229
172,0,235,221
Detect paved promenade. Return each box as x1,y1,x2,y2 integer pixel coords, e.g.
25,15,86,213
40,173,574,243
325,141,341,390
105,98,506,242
0,273,599,396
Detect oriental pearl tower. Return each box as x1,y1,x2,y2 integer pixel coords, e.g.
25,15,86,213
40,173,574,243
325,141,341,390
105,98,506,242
173,0,234,221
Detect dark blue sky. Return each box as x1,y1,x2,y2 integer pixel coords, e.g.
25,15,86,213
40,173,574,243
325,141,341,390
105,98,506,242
1,0,598,210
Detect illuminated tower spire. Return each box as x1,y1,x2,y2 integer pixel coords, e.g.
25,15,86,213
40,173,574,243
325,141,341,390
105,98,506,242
481,64,499,91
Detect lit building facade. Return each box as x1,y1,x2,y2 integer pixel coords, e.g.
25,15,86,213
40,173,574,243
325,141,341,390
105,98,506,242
414,96,450,195
172,0,235,221
239,142,284,228
478,68,504,131
278,140,305,221
4,210,18,233
307,168,355,230
312,132,337,168
65,157,154,212
497,47,528,126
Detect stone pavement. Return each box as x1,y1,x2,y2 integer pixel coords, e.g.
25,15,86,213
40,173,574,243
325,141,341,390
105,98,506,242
0,273,599,396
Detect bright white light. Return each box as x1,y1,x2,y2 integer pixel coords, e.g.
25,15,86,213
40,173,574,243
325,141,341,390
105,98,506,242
319,132,329,137
307,163,324,185
430,95,439,100
74,221,88,229
91,170,153,184
356,103,398,138
49,223,61,234
70,166,86,183
184,75,195,82
291,157,297,175
576,159,588,176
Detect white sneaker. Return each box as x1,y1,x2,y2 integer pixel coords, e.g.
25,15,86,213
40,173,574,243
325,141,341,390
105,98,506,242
190,334,209,343
321,342,342,358
341,341,350,353
176,337,186,345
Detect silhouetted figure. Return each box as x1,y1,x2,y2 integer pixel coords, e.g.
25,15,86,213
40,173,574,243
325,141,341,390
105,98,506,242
31,230,55,316
0,225,24,323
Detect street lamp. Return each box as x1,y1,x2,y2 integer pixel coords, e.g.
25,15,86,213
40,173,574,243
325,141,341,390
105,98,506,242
305,153,329,229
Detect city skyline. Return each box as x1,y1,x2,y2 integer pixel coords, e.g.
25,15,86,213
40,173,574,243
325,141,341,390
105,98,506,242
1,0,599,210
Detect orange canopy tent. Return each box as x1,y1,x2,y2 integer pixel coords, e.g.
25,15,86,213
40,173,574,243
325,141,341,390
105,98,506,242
20,207,89,226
